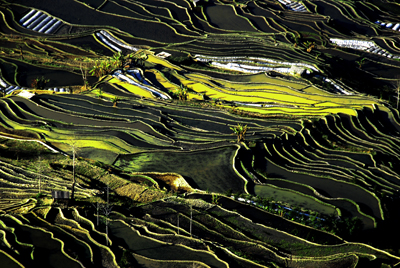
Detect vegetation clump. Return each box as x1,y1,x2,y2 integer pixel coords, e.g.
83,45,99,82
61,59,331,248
230,124,249,143
169,84,188,101
31,76,49,89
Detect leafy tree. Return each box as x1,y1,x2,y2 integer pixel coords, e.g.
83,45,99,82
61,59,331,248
112,51,126,69
177,84,188,100
102,61,113,75
128,51,148,67
97,87,103,99
288,207,296,219
90,58,114,79
342,217,363,236
31,76,49,89
309,211,317,224
277,204,285,217
260,197,272,210
230,124,249,143
118,249,135,268
170,84,188,101
89,61,102,78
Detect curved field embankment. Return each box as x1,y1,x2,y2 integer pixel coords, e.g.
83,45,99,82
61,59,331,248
2,0,400,267
115,145,246,194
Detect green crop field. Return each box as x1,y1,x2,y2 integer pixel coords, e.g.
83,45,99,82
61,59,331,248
115,146,246,193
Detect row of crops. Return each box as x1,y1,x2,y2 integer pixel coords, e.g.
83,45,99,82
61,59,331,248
1,193,400,268
2,0,400,267
0,159,97,200
2,0,400,100
0,82,399,234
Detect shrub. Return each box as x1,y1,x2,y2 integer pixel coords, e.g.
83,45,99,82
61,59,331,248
118,249,134,267
230,124,249,143
31,76,49,89
34,192,45,199
169,84,188,101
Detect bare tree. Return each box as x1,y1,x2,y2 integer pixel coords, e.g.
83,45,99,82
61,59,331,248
16,45,23,60
101,203,113,246
190,205,193,237
395,76,400,110
104,179,110,205
80,62,89,91
177,213,180,235
101,179,113,245
69,139,80,201
92,202,101,226
36,155,44,194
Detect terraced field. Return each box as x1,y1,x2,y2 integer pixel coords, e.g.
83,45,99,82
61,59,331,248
1,0,400,267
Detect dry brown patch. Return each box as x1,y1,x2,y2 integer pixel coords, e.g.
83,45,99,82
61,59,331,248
132,172,193,192
115,183,169,203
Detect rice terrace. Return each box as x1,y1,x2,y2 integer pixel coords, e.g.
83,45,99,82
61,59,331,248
1,0,400,267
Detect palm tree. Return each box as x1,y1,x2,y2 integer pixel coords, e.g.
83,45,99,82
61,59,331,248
230,124,249,143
